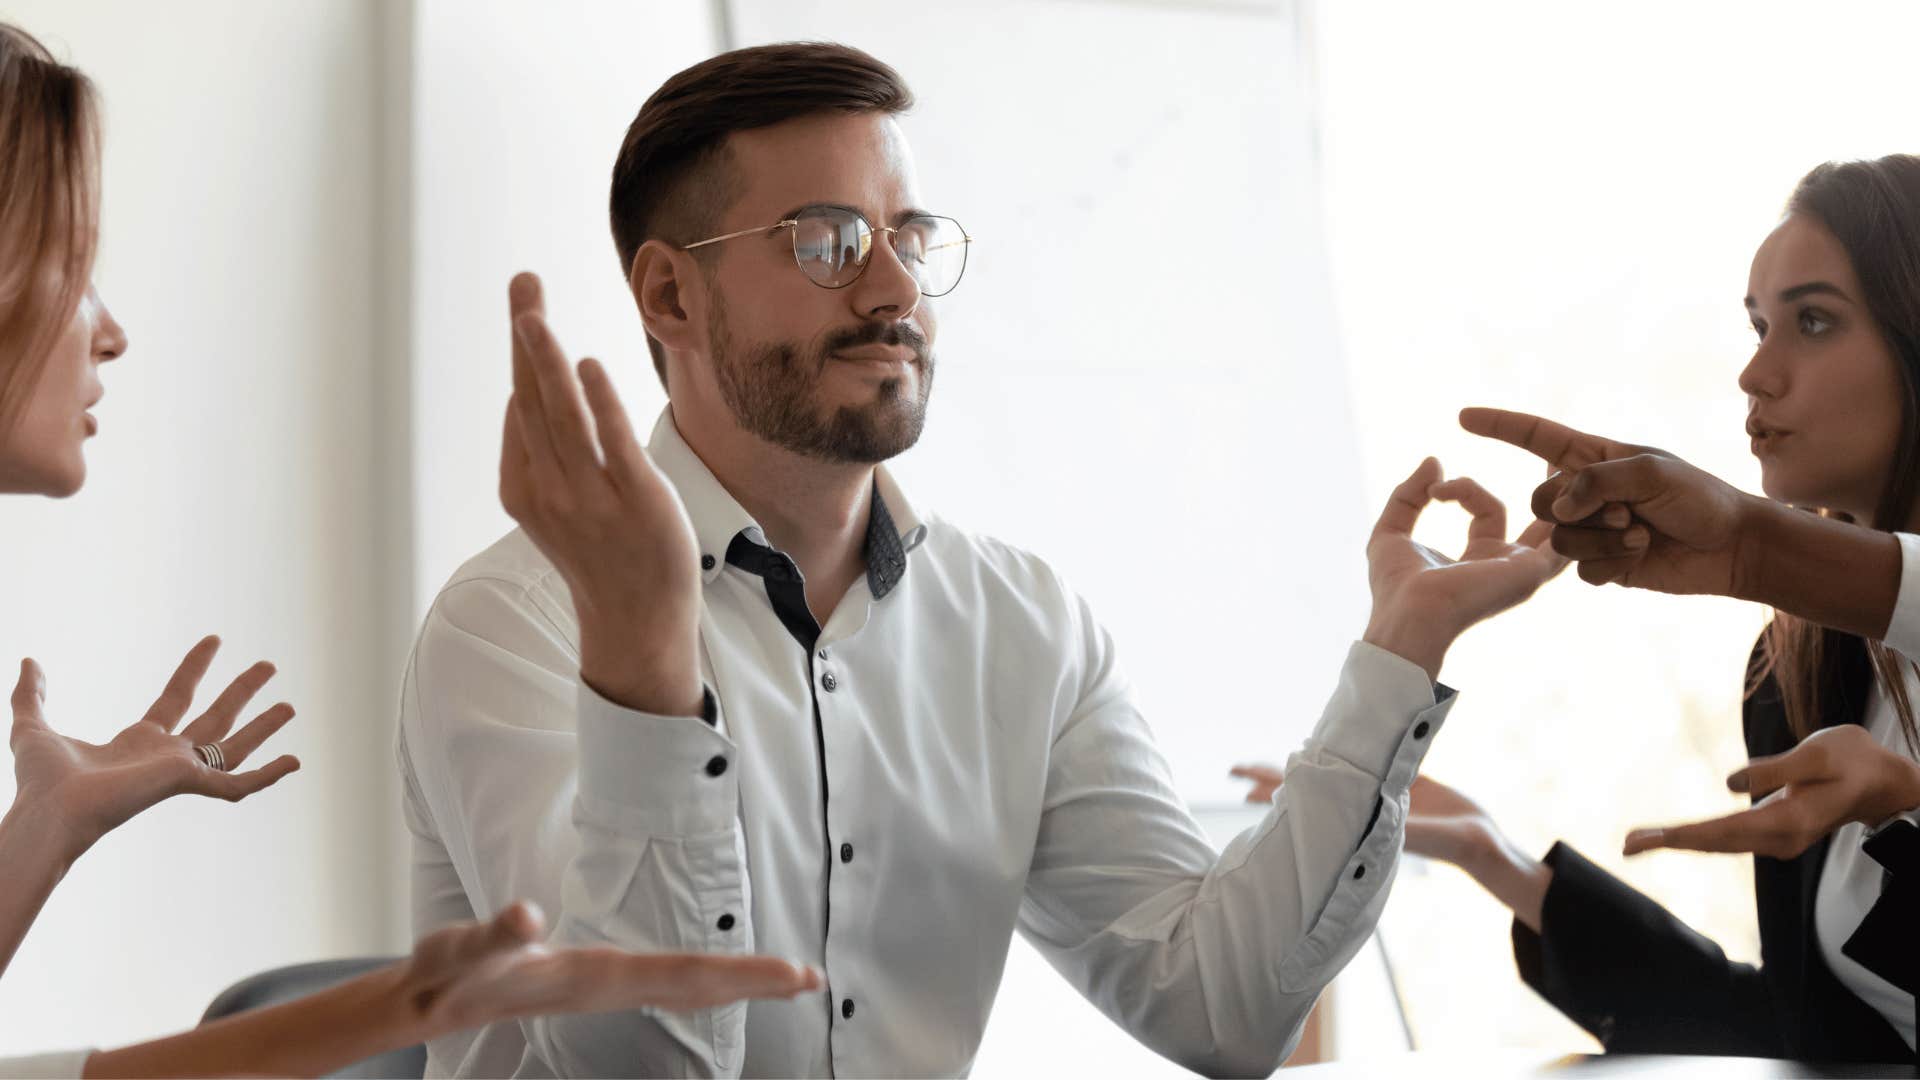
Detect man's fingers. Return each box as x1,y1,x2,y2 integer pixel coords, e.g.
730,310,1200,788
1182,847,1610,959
1551,455,1671,522
1552,523,1650,563
1514,517,1554,552
180,660,276,745
518,313,605,481
509,276,562,479
1529,472,1573,524
213,702,297,768
1428,476,1508,544
509,271,547,323
144,636,222,732
1574,553,1643,587
10,659,46,730
1459,407,1609,470
577,358,652,492
1514,519,1573,577
499,396,532,516
1372,457,1443,539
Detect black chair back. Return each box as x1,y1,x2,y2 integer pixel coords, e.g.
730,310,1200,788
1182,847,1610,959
201,956,424,1079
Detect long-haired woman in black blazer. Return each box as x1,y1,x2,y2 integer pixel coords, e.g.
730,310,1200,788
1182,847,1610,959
1238,153,1920,1066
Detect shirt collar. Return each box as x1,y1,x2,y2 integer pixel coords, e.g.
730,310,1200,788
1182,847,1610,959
646,407,929,593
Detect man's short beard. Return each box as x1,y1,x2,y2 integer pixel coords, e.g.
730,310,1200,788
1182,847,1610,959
707,289,934,465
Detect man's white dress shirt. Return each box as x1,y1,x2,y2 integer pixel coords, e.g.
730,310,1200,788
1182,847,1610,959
397,408,1454,1078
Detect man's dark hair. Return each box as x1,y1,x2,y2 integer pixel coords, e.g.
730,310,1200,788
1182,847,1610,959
609,42,914,390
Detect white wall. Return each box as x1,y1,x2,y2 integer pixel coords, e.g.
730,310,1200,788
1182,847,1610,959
0,0,403,1055
407,0,715,618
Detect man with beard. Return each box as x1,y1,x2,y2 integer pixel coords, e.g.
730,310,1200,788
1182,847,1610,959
396,43,1565,1078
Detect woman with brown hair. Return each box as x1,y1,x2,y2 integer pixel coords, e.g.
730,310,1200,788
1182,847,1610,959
0,21,816,1078
1239,154,1920,1065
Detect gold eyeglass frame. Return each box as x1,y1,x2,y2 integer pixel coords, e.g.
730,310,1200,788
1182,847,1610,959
682,206,974,297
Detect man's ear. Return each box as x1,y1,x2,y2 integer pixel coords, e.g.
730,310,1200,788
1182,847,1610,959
631,239,704,352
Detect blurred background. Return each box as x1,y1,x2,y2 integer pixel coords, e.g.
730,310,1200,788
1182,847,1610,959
0,0,1914,1070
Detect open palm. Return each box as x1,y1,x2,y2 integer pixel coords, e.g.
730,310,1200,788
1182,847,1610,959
10,636,299,857
406,902,820,1035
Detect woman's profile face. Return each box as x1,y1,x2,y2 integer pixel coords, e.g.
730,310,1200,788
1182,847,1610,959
0,284,126,496
1740,213,1907,523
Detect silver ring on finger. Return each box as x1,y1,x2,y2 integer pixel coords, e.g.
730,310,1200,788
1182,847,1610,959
194,743,227,772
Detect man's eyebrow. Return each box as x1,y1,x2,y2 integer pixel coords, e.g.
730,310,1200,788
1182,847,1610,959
776,203,843,223
776,203,938,228
1744,280,1855,309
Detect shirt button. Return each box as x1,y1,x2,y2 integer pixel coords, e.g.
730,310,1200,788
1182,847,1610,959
822,672,838,692
817,648,830,661
1413,720,1431,740
840,842,854,864
700,554,715,571
717,913,735,931
1353,864,1367,880
704,755,729,777
841,998,855,1020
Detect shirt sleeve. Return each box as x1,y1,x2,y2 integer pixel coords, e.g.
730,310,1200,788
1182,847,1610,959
1017,592,1452,1077
399,574,750,1079
1881,532,1920,663
0,1049,93,1079
1510,842,1779,1055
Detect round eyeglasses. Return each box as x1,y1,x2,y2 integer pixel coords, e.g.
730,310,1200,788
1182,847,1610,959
683,204,972,297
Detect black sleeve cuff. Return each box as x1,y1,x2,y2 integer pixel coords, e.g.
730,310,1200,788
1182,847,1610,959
1509,841,1776,1056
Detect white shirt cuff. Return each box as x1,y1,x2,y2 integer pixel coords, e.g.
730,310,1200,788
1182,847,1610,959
1884,532,1920,663
1306,640,1454,781
575,679,738,836
0,1049,93,1079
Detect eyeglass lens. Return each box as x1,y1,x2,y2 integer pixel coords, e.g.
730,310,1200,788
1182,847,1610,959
790,206,968,296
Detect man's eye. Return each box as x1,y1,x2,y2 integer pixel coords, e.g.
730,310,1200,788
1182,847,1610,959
1751,320,1766,341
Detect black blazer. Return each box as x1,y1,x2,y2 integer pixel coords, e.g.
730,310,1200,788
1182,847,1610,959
1508,632,1916,1064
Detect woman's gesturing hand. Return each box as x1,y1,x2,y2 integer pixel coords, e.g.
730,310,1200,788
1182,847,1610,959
9,635,299,860
400,901,821,1036
1624,724,1920,860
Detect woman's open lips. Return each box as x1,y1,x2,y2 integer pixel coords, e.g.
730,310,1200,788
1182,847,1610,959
1747,419,1790,454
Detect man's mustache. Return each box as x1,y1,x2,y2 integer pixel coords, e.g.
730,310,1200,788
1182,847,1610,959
823,320,931,365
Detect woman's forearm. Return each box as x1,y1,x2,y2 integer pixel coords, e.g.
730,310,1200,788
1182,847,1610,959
0,800,80,981
1462,835,1553,934
1737,497,1902,640
83,962,423,1079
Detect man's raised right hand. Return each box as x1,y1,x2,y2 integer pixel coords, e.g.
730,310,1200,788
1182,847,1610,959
499,272,705,717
